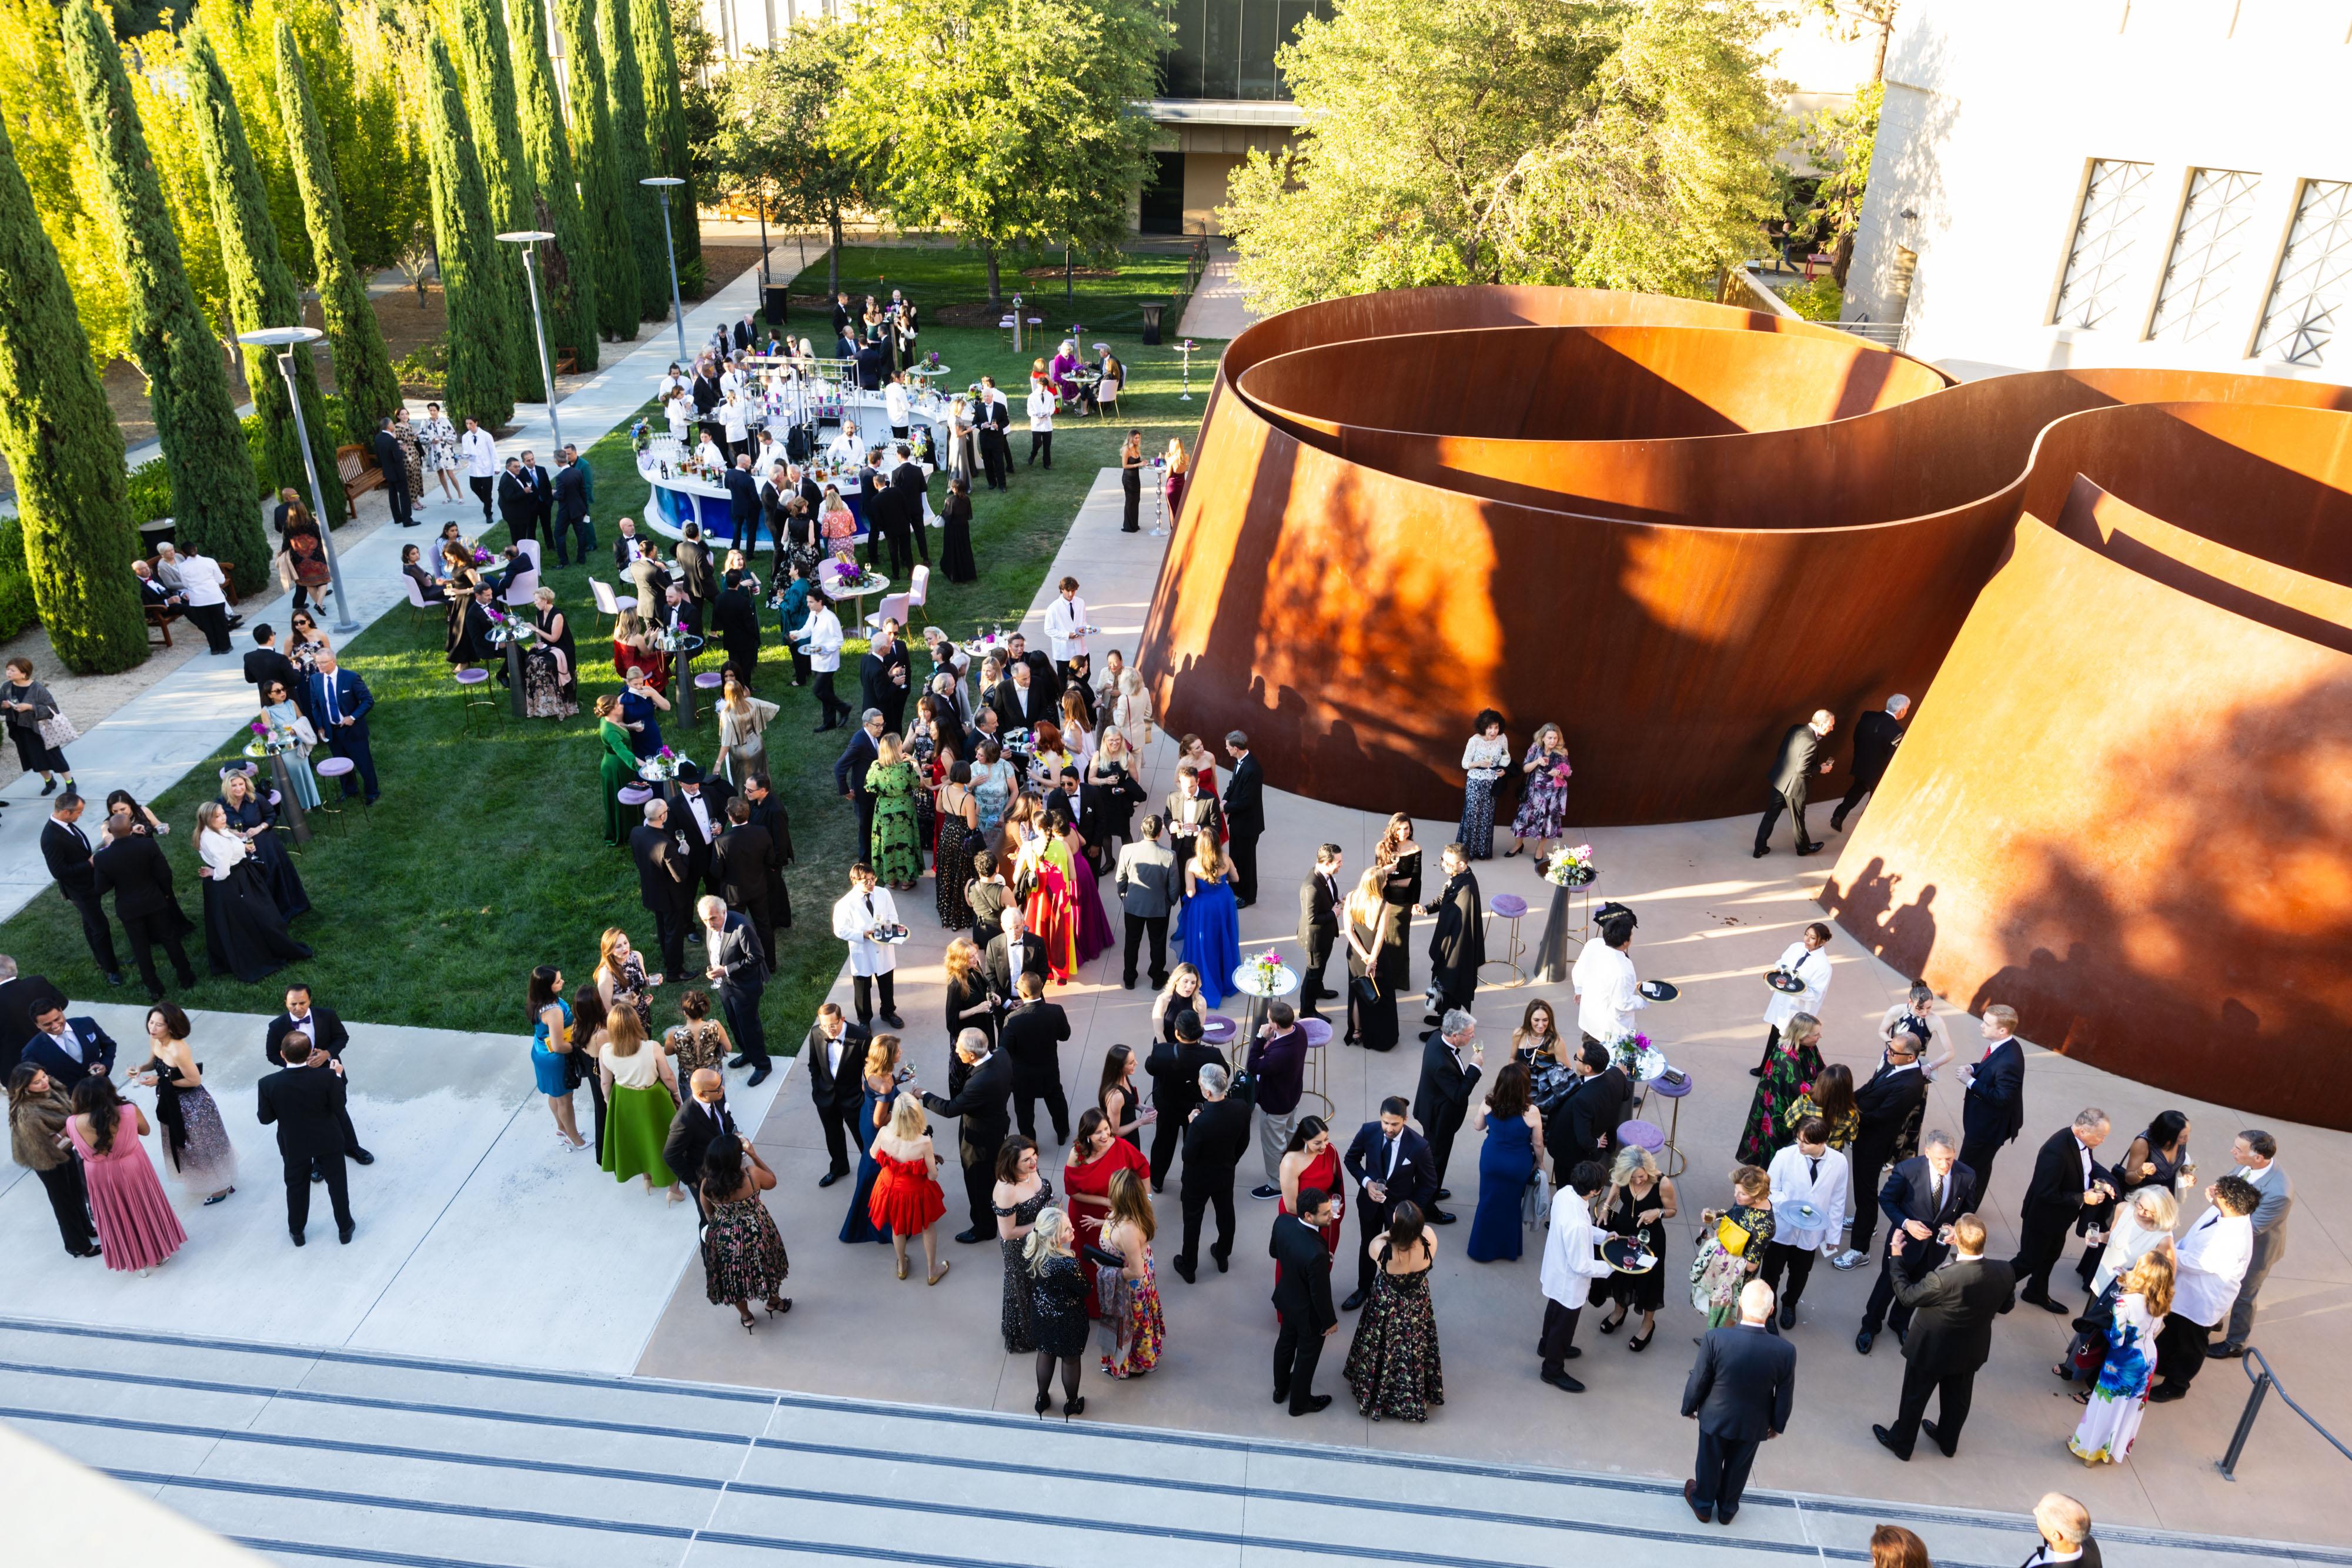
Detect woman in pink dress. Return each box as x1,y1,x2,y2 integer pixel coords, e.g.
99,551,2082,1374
1062,811,1115,965
68,1077,185,1275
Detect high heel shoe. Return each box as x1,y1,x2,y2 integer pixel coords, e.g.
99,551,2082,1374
1597,1310,1626,1336
736,1307,757,1333
1034,1390,1052,1417
766,1297,793,1316
1628,1325,1655,1352
1063,1397,1086,1420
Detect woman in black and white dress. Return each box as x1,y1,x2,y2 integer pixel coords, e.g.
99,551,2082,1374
195,803,312,984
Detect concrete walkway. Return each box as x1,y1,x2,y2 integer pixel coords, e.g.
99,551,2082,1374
1178,245,1261,342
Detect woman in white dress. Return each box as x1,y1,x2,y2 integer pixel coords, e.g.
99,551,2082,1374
419,402,461,503
1113,668,1154,761
2089,1185,2179,1297
1756,922,1832,1076
2068,1251,2172,1465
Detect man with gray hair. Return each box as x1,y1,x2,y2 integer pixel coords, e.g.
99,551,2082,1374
833,708,887,851
1754,707,1836,857
1174,1057,1254,1283
2023,1492,2102,1567
1411,1008,1484,1222
1830,694,1911,834
2213,1128,2292,1358
1858,1129,1977,1354
631,797,690,977
921,1028,1015,1243
2010,1108,2114,1314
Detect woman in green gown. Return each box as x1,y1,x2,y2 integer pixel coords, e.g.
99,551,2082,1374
597,694,642,847
866,733,923,888
1736,1011,1825,1166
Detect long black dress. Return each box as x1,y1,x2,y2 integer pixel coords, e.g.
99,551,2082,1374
1601,1181,1669,1315
994,1178,1056,1353
1378,845,1422,995
940,489,977,583
202,850,313,983
218,794,309,921
528,604,580,717
1348,910,1399,1052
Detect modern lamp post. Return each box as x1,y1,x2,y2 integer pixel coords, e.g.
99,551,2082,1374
236,325,357,635
496,229,564,457
641,176,689,364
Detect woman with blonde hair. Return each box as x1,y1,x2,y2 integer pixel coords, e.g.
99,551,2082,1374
598,1005,683,1203
2069,1249,2174,1463
1057,687,1094,771
716,674,780,785
1112,668,1154,760
943,937,995,1047
1096,1166,1165,1378
1690,1165,1774,1328
839,1035,900,1245
867,1092,951,1285
1596,1144,1678,1349
1162,436,1188,523
1508,721,1573,861
612,609,667,689
195,800,312,983
1023,1208,1092,1416
1341,864,1397,1051
593,927,660,1030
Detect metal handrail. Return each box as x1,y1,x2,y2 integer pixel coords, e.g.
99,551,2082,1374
2218,1346,2352,1480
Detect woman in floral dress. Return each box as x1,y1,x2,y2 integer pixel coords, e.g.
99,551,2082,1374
1736,1011,1825,1166
933,761,979,928
665,989,731,1082
1690,1166,1775,1328
1508,723,1573,860
866,735,923,889
1344,1202,1444,1421
420,403,462,504
699,1134,791,1330
1095,1168,1165,1378
2069,1252,2171,1464
594,927,660,1032
970,740,1015,841
1455,710,1511,859
391,407,428,498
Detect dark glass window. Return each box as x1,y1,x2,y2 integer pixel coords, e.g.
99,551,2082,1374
1238,0,1280,98
1163,0,1204,99
1200,0,1238,99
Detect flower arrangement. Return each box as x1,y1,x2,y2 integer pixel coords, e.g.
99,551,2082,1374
1605,1029,1653,1079
470,546,493,566
924,350,941,369
640,745,690,781
825,558,865,593
1245,950,1287,992
629,419,651,455
1544,844,1596,886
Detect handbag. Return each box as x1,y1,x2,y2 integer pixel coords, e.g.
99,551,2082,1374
36,710,79,750
1715,1213,1755,1256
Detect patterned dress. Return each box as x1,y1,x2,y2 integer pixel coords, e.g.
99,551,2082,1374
700,1190,790,1305
2069,1290,2157,1463
1736,1039,1825,1166
934,785,977,928
1098,1239,1167,1378
148,1062,239,1199
1511,743,1573,841
1457,734,1511,858
867,760,923,884
1690,1202,1776,1327
995,1178,1056,1353
1344,1249,1444,1421
667,1019,728,1081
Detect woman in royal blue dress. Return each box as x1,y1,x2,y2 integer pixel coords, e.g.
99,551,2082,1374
618,667,671,760
1465,1061,1545,1263
1173,835,1241,1009
838,1033,898,1246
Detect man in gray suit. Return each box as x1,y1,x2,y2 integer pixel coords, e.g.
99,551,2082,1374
2213,1128,2293,1358
1112,814,1180,990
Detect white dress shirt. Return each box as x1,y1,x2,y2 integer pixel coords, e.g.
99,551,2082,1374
681,790,714,844
831,886,899,977
1043,595,1090,661
179,553,227,608
884,382,911,427
1571,937,1646,1043
1540,1187,1613,1308
1026,383,1054,430
1762,940,1832,1030
800,606,844,673
2171,1207,2254,1326
825,431,860,467
1766,1144,1850,1249
459,428,498,479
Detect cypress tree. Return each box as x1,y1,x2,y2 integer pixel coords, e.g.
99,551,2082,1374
275,21,402,441
453,0,545,402
599,0,670,321
513,0,599,372
58,0,268,594
423,35,514,431
186,25,345,528
560,0,643,343
634,0,698,274
0,118,146,673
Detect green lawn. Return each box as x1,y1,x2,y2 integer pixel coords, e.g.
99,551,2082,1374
3,250,1220,1045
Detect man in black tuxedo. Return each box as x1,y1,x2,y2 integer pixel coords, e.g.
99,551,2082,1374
2009,1109,2114,1313
801,1004,867,1186
1859,1133,1977,1352
1419,842,1483,1030
242,626,302,716
1561,1039,1630,1175
673,521,718,611
861,620,912,735
853,337,887,392
1175,1061,1253,1283
713,798,776,977
495,457,541,544
91,813,195,1001
1271,1188,1340,1415
522,449,555,538
983,906,1050,1004
697,896,770,1085
632,798,693,978
834,710,886,853
857,455,890,569
1753,707,1835,857
739,773,796,934
257,1030,355,1245
0,959,64,1077
1221,731,1264,906
2023,1494,2104,1568
668,763,734,900
922,1029,1014,1242
1340,1096,1435,1308
21,1002,117,1086
552,445,595,566
1296,844,1344,1019
1835,1033,1932,1267
1872,1213,2016,1460
664,1067,736,1222
724,456,761,555
989,658,1050,734
1162,764,1224,870
980,382,1012,489
999,972,1073,1144
1003,633,1060,704
1411,1009,1484,1219
888,443,928,566
1958,1005,2027,1200
713,570,762,679
613,517,650,571
660,584,705,650
264,983,371,1164
372,416,412,527
41,794,122,985
1681,1280,1797,1524
1830,694,1910,833
1144,1009,1224,1191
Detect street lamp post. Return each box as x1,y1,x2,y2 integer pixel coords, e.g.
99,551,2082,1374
496,229,564,457
236,326,357,636
641,176,688,365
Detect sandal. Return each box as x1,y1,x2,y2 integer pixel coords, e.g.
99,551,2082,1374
2071,1390,2091,1405
1629,1327,1654,1352
927,1261,950,1287
765,1297,793,1316
736,1306,757,1333
1598,1310,1627,1336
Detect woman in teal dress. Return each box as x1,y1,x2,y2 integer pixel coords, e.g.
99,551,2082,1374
867,734,923,889
597,695,641,847
840,1034,897,1246
1465,1062,1544,1262
529,966,589,1151
970,738,1015,840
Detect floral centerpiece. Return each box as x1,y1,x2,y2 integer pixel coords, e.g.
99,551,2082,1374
824,557,867,594
924,350,942,370
470,546,493,566
1604,1029,1661,1080
1244,950,1288,994
629,418,651,455
640,745,689,782
1543,844,1596,887
241,716,285,759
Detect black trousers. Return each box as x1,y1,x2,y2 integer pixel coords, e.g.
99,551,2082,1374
734,895,777,981
720,981,769,1069
1230,830,1260,905
1886,1356,1975,1457
1956,1131,2005,1208
583,1071,606,1164
1427,1109,1467,1192
884,524,914,577
981,434,1007,490
813,670,850,724
2012,1215,2074,1300
35,1160,96,1255
1121,911,1168,985
851,971,896,1029
1690,1430,1760,1517
1273,1313,1326,1412
1014,1076,1070,1144
1148,1103,1185,1189
960,1136,1002,1231
383,477,413,527
119,908,195,997
1539,1298,1583,1378
1753,788,1813,852
1028,430,1053,467
1759,1240,1818,1309
2156,1311,2215,1389
469,474,495,526
1862,1241,1945,1334
814,1097,854,1175
1831,768,1886,830
285,1148,352,1237
648,901,688,979
183,602,233,654
63,891,121,976
1179,1177,1235,1269
1847,1146,1893,1255
1299,937,1334,1015
853,794,877,860
553,514,595,566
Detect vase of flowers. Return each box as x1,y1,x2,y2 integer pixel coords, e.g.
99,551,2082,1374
1245,950,1286,994
1544,844,1596,887
1605,1029,1653,1079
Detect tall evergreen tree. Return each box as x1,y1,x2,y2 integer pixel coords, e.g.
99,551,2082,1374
598,0,670,320
560,0,643,342
0,118,146,672
513,0,599,371
186,25,345,527
275,19,403,439
633,0,697,273
422,34,514,430
58,0,268,593
453,0,546,401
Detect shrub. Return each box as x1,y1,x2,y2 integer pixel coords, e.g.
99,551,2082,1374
1777,275,1845,322
0,564,36,639
126,457,173,522
395,336,450,392
0,514,24,571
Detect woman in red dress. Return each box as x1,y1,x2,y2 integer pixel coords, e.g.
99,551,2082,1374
867,1092,951,1286
1064,1108,1150,1318
1177,733,1232,843
1275,1115,1342,1287
1018,813,1081,983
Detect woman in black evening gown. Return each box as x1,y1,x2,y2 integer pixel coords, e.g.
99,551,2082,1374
195,803,312,982
216,771,309,922
939,476,978,583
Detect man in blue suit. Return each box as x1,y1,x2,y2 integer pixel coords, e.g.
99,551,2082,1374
1681,1279,1797,1525
1857,1132,1978,1353
21,999,118,1086
1957,1003,2027,1200
307,651,379,804
1340,1096,1435,1309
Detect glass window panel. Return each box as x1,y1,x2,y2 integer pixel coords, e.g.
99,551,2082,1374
1238,0,1281,98
2254,179,2352,367
2147,168,2263,345
1167,0,1205,99
1201,0,1238,99
2052,159,2155,330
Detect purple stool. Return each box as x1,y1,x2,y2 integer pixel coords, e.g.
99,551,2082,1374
1201,1012,1237,1046
1644,1070,1693,1176
1297,1017,1335,1117
1618,1118,1665,1158
1483,892,1531,986
694,670,724,688
313,757,359,833
454,666,496,735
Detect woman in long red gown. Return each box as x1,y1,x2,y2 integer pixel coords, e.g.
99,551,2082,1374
1064,1109,1151,1318
1274,1116,1342,1288
1020,820,1081,982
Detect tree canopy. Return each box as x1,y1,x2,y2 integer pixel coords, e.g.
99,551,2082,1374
708,18,867,293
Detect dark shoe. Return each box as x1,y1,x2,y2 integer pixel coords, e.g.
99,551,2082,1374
1559,1345,1583,1359
1272,1385,1288,1405
1796,842,1825,855
818,1169,846,1188
1855,1329,1875,1355
1291,1394,1332,1417
1341,1290,1365,1312
1429,1209,1458,1225
1829,815,1847,833
1541,1370,1585,1392
1872,1424,1910,1461
1123,975,1137,989
1174,1258,1197,1284
39,778,58,795
338,1223,355,1245
1716,1511,1736,1526
1748,1065,1765,1077
1063,1398,1085,1418
1922,1419,1953,1456
1778,1299,1797,1330
350,1149,375,1166
2149,1382,2189,1402
312,1171,324,1184
103,972,123,987
1434,1188,1452,1201
1628,1328,1654,1352
1212,1249,1230,1273
1752,846,1770,859
1682,1480,1710,1523
1148,973,1169,989
1251,1184,1280,1201
2210,1342,2247,1359
1035,1390,1053,1416
879,1014,905,1030
747,1066,772,1086
290,1231,306,1246
728,1055,750,1069
954,1227,989,1243
2030,1293,2070,1315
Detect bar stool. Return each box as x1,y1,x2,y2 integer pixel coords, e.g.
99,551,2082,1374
1645,1072,1693,1176
312,759,356,834
454,667,496,735
1201,1013,1237,1052
1618,1119,1665,1169
1482,893,1530,986
617,784,656,811
1296,1016,1334,1118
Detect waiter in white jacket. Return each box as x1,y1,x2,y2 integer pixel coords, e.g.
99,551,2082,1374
831,862,903,1031
1025,375,1055,469
1762,1117,1849,1329
1041,576,1091,688
1571,904,1646,1046
1538,1161,1615,1392
1755,921,1832,1076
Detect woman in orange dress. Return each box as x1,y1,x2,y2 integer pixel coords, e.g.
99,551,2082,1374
866,1092,951,1286
1063,1108,1151,1318
1275,1115,1343,1286
1020,808,1081,983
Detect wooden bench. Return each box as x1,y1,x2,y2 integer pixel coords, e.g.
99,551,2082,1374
145,559,233,648
337,444,383,510
556,346,578,375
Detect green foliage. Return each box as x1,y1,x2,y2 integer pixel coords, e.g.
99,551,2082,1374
452,0,545,401
187,22,347,527
127,458,174,522
394,336,450,391
1221,0,1786,312
0,566,37,641
599,0,671,321
422,34,513,429
638,0,698,269
62,0,269,599
276,19,405,438
510,0,599,372
1777,274,1845,320
0,115,148,672
125,29,234,353
0,0,131,366
558,0,644,342
1795,78,1881,287
831,0,1164,306
711,18,867,290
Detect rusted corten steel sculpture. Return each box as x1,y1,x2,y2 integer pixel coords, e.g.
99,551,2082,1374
1823,402,2352,1129
1138,285,2352,826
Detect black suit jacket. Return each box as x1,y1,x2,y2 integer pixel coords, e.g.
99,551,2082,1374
21,1018,118,1084
888,462,926,531
1144,1037,1224,1124
1269,1212,1337,1329
0,974,62,1072
1184,1091,1256,1180
1223,754,1264,836
998,1000,1071,1090
526,464,554,523
1896,1255,2017,1376
1878,1155,1979,1251
1681,1322,1797,1440
371,430,406,484
243,647,301,708
860,644,911,714
496,469,537,526
632,822,691,914
1411,1036,1482,1131
40,818,100,899
1963,1038,2027,1149
803,1021,868,1114
713,586,760,652
708,914,766,993
256,1062,349,1158
724,466,760,525
2018,1126,2108,1236
1849,708,1905,785
673,538,717,602
1768,722,1823,803
990,678,1048,733
669,781,735,861
921,1049,1014,1152
833,727,880,798
91,832,185,922
1426,868,1484,979
664,1095,736,1189
267,1007,350,1066
713,824,773,909
983,931,1050,1002
555,461,592,522
1853,1061,1931,1166
1565,1065,1629,1161
614,532,649,570
1342,1122,1436,1212
1298,868,1342,953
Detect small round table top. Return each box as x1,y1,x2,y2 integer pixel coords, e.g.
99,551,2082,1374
1232,962,1298,999
821,571,890,601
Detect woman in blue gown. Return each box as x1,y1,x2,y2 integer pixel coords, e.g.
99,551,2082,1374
216,770,309,922
618,670,670,761
838,1036,897,1246
1465,1062,1545,1263
1174,836,1242,1009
